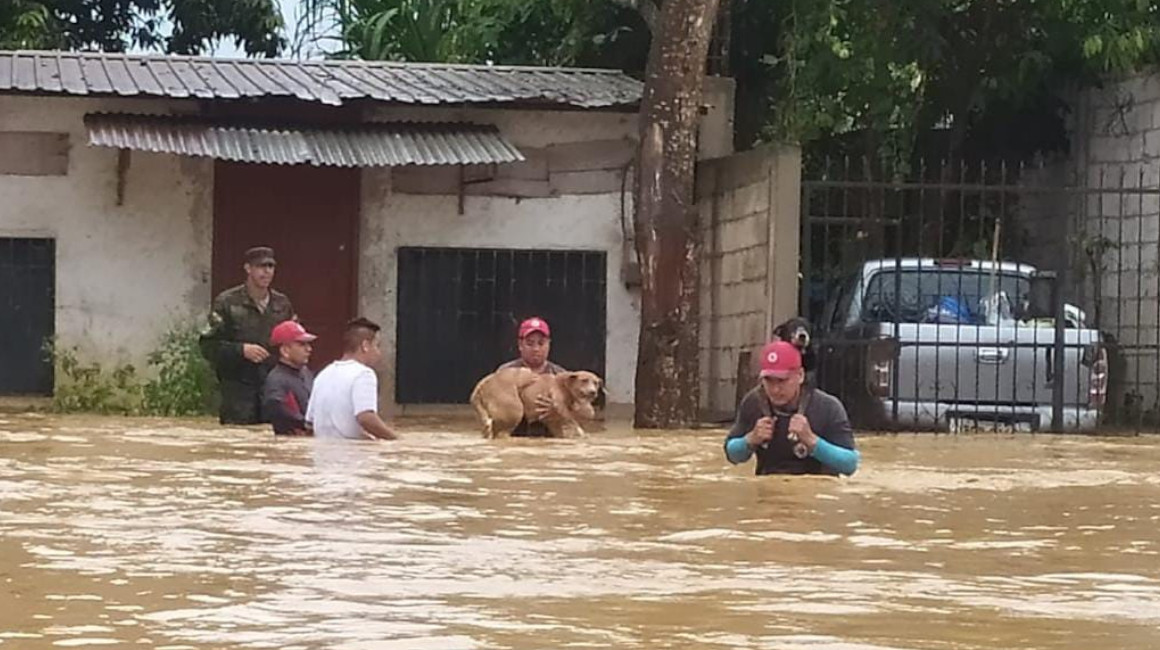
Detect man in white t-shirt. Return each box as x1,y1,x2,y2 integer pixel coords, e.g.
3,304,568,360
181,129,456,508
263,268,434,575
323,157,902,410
305,317,397,440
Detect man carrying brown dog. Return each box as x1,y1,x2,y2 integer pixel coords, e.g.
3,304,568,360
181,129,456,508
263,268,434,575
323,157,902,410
497,317,564,437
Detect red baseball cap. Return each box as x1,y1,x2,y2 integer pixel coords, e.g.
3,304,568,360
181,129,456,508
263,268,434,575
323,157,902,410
270,320,317,346
759,340,802,378
518,317,551,339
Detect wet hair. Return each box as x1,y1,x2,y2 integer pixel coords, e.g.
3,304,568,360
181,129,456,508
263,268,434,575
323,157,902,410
343,317,381,353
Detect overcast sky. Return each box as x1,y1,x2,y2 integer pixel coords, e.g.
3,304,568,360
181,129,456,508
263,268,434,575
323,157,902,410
207,0,329,59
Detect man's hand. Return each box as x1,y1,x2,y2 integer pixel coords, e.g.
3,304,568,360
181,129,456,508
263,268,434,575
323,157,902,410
788,414,818,451
242,343,270,363
533,393,557,421
745,416,774,448
356,411,398,440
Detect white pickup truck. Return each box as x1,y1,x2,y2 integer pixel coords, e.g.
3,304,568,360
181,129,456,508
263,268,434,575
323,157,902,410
815,258,1108,432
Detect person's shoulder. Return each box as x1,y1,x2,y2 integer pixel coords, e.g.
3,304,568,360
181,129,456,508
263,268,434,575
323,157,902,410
809,388,844,410
731,385,765,419
739,385,764,407
269,288,292,305
546,361,568,374
214,284,247,306
312,361,340,382
806,388,850,421
266,363,290,379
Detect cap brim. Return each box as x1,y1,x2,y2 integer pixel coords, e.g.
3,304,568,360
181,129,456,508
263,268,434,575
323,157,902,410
520,328,550,338
296,334,318,342
759,369,796,379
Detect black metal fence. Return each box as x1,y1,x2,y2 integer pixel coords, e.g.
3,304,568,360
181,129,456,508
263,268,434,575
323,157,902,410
800,158,1160,433
395,247,607,404
0,237,55,395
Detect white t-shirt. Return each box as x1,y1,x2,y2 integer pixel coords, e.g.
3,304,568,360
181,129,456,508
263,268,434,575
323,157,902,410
305,359,379,439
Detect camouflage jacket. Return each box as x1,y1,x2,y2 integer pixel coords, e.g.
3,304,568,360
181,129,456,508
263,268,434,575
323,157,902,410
198,285,296,385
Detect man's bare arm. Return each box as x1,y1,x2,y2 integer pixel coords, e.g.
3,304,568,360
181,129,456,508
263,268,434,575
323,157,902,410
356,411,397,440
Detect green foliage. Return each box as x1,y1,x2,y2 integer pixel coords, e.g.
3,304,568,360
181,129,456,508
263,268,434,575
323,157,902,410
0,0,285,56
302,0,1160,159
298,0,648,68
0,1,60,49
142,324,219,417
737,0,1160,157
46,340,144,415
45,324,218,417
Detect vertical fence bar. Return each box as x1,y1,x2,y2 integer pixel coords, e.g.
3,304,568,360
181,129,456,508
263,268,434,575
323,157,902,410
1114,167,1130,430
1153,167,1160,434
1134,167,1145,431
916,159,927,425
886,156,901,424
975,161,987,431
996,161,1009,432
935,160,948,425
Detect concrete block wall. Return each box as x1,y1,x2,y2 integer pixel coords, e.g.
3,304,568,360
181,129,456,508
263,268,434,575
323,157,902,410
695,144,802,418
1068,73,1160,410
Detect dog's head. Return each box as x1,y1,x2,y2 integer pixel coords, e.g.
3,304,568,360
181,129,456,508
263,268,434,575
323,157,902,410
773,317,813,350
564,370,603,403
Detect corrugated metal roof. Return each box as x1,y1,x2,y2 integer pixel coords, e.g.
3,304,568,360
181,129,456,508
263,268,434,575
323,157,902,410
0,50,643,108
84,113,526,167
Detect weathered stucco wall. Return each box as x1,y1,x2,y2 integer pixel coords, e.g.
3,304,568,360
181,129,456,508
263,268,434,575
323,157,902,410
359,106,641,410
0,95,211,375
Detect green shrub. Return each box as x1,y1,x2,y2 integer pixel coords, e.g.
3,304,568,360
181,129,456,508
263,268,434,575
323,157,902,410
45,324,219,416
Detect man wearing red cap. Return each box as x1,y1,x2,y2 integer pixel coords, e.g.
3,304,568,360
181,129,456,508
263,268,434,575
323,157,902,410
497,316,566,437
262,320,317,436
724,340,860,476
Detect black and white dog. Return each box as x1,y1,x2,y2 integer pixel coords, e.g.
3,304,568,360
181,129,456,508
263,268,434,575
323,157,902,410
773,316,817,377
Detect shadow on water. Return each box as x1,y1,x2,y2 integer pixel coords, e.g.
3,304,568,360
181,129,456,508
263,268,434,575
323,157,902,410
0,412,1158,649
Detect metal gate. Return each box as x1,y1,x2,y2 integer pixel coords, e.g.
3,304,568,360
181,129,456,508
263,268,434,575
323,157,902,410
395,247,607,404
0,237,55,395
800,158,1160,433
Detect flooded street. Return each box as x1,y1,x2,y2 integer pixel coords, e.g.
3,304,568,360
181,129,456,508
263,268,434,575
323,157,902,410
1,414,1159,649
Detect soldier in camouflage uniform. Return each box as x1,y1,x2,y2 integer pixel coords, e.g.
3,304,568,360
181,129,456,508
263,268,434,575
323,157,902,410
199,246,296,425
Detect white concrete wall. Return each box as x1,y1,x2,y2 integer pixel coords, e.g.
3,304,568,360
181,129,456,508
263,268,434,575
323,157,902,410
0,96,638,407
0,96,211,374
360,106,641,409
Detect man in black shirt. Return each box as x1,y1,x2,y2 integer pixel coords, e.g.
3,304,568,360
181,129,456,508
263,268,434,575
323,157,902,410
262,320,316,436
724,340,860,476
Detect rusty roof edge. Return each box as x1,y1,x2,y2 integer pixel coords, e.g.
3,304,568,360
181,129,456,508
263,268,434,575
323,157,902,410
83,112,518,133
83,111,528,167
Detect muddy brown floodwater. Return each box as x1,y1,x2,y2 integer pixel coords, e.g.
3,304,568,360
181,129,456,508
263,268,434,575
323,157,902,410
1,413,1158,649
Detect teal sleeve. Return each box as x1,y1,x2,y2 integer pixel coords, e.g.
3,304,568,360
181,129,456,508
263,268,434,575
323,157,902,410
725,436,754,464
811,436,860,475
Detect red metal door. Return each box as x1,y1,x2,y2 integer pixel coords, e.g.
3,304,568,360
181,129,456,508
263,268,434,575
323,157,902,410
212,162,359,370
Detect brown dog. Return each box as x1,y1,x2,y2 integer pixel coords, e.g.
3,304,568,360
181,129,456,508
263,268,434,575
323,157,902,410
470,368,603,439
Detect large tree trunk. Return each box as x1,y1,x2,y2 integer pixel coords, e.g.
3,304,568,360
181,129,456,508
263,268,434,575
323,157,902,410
633,0,721,429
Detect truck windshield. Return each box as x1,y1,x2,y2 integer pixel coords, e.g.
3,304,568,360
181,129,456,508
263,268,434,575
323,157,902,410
862,269,1030,324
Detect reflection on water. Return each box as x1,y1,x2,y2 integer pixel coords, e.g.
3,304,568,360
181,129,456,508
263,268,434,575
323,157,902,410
1,413,1159,649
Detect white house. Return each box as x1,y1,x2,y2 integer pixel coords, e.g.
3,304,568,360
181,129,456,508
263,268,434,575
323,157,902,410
0,50,651,412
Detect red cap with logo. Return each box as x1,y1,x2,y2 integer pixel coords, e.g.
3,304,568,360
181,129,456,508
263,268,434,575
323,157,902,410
518,317,551,339
270,320,318,346
759,340,802,378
